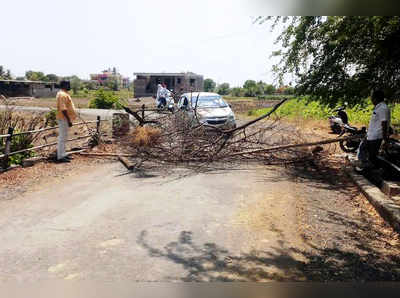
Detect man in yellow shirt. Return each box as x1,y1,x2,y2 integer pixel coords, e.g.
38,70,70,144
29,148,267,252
56,81,77,162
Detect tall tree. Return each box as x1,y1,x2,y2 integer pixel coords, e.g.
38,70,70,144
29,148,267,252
204,78,216,92
243,80,258,97
260,16,400,103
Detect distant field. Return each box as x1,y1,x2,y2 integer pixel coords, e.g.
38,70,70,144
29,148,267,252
7,89,135,110
223,96,257,102
8,97,91,109
224,95,292,102
8,96,156,110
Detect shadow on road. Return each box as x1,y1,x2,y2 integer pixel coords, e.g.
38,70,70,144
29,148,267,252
261,159,354,195
115,161,250,183
137,226,400,282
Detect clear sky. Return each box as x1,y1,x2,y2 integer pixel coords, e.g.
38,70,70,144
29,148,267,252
2,0,284,87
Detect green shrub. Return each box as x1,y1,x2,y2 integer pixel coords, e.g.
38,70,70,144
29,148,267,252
44,109,57,127
89,89,119,109
8,132,35,165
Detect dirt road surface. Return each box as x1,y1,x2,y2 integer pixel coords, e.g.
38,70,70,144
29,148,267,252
0,159,399,282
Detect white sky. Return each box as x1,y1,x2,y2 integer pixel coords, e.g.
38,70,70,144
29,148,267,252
1,0,285,87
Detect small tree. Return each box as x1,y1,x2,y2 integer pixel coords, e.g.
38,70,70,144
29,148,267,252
216,83,230,95
89,88,119,109
204,78,216,92
230,87,244,97
264,84,276,95
70,77,82,95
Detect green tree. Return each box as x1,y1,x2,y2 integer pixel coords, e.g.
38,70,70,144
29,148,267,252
89,88,119,109
216,83,230,95
230,87,244,97
264,84,276,95
0,66,13,80
243,80,258,97
45,74,58,82
70,76,82,95
204,78,216,92
261,16,400,103
25,71,46,81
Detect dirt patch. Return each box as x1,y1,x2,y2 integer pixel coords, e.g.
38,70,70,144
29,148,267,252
227,100,277,114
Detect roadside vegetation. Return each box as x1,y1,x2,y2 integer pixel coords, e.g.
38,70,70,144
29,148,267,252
204,78,294,99
88,88,128,109
248,97,400,127
0,98,43,166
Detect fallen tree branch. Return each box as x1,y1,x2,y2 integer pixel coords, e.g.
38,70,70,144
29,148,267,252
228,134,364,157
122,106,159,126
80,152,136,157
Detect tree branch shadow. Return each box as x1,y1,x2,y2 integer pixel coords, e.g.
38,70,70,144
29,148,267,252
137,229,400,282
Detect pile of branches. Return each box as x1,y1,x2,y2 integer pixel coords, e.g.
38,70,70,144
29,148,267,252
119,99,320,168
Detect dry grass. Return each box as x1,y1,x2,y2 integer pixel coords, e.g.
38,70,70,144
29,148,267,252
131,126,162,147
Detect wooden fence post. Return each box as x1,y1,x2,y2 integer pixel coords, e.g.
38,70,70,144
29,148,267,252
141,104,145,122
2,127,14,169
96,116,101,135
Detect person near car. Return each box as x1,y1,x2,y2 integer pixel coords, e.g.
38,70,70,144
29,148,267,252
155,83,163,106
157,83,169,108
56,80,77,163
356,89,391,172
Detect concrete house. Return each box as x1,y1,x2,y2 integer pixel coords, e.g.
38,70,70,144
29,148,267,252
133,72,204,97
0,80,58,98
90,68,130,90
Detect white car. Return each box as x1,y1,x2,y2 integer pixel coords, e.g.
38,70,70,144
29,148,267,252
178,92,236,129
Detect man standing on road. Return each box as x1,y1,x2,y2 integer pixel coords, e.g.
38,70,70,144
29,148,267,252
356,90,391,172
56,81,77,163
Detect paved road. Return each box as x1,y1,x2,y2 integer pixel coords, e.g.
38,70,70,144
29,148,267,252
1,160,399,281
0,161,309,282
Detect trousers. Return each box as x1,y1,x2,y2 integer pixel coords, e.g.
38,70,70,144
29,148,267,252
357,139,382,167
57,119,69,160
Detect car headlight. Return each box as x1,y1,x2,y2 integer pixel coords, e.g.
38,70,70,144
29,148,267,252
228,114,235,121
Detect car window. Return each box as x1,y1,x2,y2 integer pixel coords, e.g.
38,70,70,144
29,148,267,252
190,95,228,108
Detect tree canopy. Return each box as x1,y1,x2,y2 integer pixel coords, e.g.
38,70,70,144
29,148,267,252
0,66,13,80
261,16,400,103
216,83,230,95
204,78,216,92
25,71,47,81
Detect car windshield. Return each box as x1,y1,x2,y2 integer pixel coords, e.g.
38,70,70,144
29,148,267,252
190,95,228,108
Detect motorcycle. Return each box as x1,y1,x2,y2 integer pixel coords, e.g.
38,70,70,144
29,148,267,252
338,124,366,153
329,106,349,134
156,95,175,113
383,137,400,165
167,96,175,113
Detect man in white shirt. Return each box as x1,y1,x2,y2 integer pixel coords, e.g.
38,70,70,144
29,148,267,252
157,83,169,109
155,83,162,106
356,90,391,172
